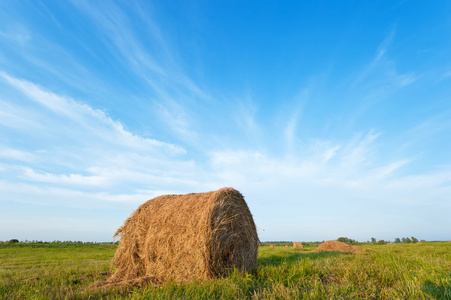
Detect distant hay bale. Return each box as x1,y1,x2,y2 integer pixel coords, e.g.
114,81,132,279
285,245,288,248
387,243,393,245
104,187,259,286
293,242,303,249
313,240,366,253
269,245,274,248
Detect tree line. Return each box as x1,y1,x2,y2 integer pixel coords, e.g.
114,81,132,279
337,236,426,245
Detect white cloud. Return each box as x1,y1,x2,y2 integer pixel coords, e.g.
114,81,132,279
154,101,199,142
374,30,395,63
394,73,416,87
284,110,300,153
206,131,450,208
322,145,340,163
0,25,31,45
22,168,108,186
0,147,34,162
235,94,261,140
0,100,44,130
0,180,171,206
0,72,184,155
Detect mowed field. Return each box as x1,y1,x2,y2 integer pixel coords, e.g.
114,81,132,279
0,242,449,299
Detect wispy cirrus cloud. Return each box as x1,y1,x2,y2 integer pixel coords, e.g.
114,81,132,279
353,30,417,90
68,0,213,143
374,29,395,63
0,72,184,155
209,131,393,188
206,130,450,241
71,2,207,96
0,72,203,208
0,147,35,162
0,10,112,100
0,24,31,45
4,70,421,198
22,168,108,187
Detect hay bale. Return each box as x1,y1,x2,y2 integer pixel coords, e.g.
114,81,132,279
269,245,274,248
293,242,303,249
107,187,259,285
313,240,365,253
285,245,288,248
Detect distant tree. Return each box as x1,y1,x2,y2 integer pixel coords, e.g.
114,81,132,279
420,239,426,243
337,237,356,244
394,238,401,244
371,237,377,244
377,240,386,245
411,236,418,243
337,237,347,243
9,239,19,243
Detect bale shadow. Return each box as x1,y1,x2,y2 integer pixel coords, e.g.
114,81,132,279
422,280,450,300
259,251,349,267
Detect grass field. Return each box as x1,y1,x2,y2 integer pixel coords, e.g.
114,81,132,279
0,241,449,299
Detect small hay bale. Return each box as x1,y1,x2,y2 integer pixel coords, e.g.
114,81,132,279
285,245,288,248
107,187,258,285
313,240,365,253
293,242,303,249
269,245,274,248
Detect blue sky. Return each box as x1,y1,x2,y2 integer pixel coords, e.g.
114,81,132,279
0,1,450,242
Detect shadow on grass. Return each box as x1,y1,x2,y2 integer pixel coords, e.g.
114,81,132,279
422,280,450,300
258,251,349,267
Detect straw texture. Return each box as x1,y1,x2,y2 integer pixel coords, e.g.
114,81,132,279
106,187,258,285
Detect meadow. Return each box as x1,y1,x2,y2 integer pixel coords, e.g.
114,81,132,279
0,241,449,299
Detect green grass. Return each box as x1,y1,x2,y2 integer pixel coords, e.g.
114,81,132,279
0,242,449,299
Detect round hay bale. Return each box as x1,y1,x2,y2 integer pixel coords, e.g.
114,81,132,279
293,242,303,249
108,187,259,285
285,245,288,248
